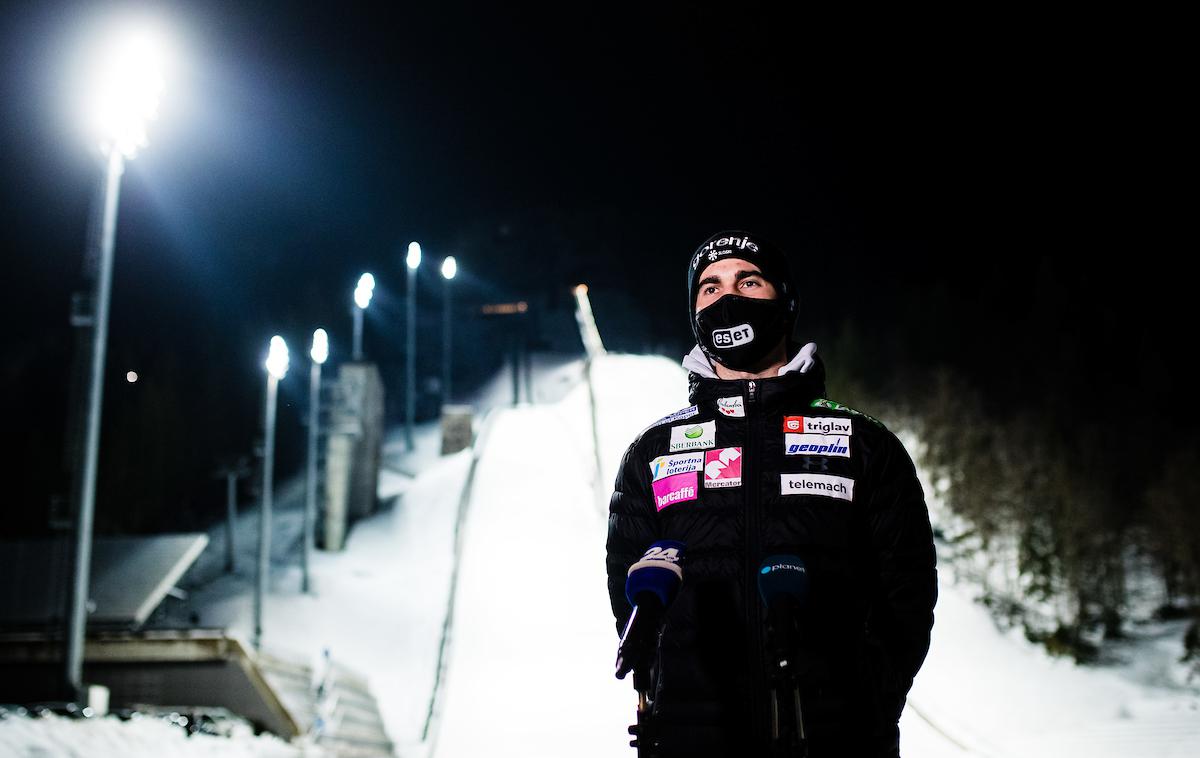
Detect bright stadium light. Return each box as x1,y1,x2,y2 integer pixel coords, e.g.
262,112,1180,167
354,272,375,310
353,285,371,309
310,328,329,365
256,334,286,647
404,242,422,450
303,327,328,593
89,23,167,158
66,16,172,701
265,335,289,380
440,257,458,408
352,273,374,360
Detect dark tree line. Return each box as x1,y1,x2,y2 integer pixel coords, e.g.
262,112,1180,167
819,255,1199,673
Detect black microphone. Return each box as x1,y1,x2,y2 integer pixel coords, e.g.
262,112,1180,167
758,554,809,671
615,541,685,682
758,555,809,750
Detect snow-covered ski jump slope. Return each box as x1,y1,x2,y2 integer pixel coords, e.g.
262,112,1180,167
430,354,1200,758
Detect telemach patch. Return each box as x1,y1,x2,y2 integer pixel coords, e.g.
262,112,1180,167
668,420,716,452
780,473,855,502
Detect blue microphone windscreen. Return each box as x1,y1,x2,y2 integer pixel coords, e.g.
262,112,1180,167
625,540,685,607
757,554,809,607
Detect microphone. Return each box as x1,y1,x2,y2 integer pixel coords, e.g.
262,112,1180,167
758,554,809,670
615,541,685,682
758,555,809,748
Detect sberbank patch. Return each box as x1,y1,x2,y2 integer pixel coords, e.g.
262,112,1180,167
668,420,716,452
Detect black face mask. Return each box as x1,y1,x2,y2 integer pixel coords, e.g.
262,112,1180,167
694,295,790,369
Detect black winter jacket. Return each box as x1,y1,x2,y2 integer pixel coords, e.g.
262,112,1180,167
606,356,937,757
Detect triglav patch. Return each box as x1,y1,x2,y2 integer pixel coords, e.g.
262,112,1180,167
781,416,853,435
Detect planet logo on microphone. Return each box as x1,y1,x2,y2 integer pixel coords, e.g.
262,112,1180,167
758,554,810,608
761,563,806,575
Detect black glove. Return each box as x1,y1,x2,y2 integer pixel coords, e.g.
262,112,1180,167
615,619,657,680
614,606,662,686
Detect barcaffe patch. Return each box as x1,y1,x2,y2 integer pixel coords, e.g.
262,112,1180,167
653,472,698,511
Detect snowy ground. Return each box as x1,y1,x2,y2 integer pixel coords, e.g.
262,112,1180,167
429,353,1200,758
6,352,1198,757
182,420,472,752
0,709,308,758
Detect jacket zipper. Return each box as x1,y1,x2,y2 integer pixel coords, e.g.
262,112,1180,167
743,379,766,745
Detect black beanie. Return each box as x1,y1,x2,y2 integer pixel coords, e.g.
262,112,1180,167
687,230,798,319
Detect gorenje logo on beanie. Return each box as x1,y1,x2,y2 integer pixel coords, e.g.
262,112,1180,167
690,235,760,271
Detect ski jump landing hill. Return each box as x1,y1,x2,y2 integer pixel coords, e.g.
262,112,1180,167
425,352,1200,758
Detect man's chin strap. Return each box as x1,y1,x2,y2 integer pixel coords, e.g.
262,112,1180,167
682,342,818,379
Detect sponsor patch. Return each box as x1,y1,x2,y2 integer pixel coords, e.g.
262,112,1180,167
781,416,853,435
704,447,742,488
653,472,698,511
780,473,855,502
669,420,716,452
716,396,745,418
694,235,760,268
810,398,884,428
712,323,754,349
645,405,699,431
649,452,705,482
785,434,851,458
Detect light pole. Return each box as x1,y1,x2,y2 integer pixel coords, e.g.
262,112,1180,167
405,242,421,451
303,328,328,593
66,24,165,701
352,273,374,362
255,336,289,650
440,256,457,407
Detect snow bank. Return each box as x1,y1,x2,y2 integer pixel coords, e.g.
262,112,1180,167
0,712,306,758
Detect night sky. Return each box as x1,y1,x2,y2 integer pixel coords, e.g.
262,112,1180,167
1,2,1190,533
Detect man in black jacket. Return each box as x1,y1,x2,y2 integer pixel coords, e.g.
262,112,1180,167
606,231,937,757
